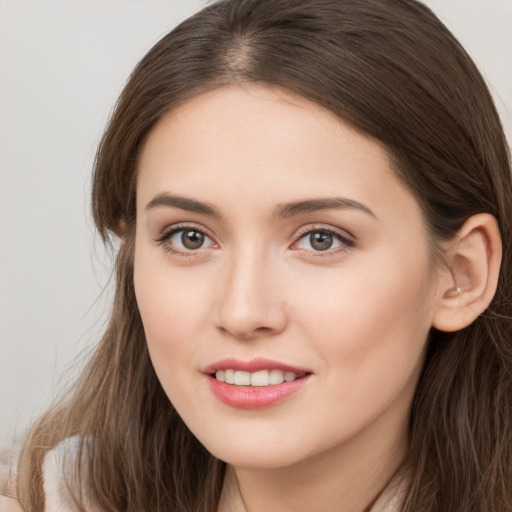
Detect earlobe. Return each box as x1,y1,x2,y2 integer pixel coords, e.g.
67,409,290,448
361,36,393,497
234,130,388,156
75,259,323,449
432,214,502,332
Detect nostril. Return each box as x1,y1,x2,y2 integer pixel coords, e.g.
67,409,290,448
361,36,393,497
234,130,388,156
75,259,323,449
254,326,273,333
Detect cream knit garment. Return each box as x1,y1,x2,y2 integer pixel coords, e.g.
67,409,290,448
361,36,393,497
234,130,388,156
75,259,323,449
42,438,404,512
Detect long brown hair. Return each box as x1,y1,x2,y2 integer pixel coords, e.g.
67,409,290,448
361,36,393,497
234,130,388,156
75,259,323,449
17,1,512,510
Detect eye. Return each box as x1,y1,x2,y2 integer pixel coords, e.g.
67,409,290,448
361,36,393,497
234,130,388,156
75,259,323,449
156,226,216,254
292,228,354,253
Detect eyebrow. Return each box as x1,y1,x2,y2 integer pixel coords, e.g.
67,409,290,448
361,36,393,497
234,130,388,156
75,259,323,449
272,197,376,219
145,193,376,220
145,193,221,218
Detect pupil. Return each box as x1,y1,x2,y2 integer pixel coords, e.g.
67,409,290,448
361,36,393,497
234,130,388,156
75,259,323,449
310,231,333,251
182,230,204,249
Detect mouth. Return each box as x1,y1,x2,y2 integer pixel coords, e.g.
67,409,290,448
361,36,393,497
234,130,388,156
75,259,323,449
212,368,308,387
204,358,312,409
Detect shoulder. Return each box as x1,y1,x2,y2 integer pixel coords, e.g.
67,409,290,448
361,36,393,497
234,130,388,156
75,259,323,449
0,494,24,512
0,439,84,512
0,449,22,512
0,493,24,512
42,436,81,511
0,437,101,512
42,436,101,512
368,473,408,512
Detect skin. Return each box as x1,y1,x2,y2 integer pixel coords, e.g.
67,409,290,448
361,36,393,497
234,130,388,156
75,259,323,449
0,495,23,512
0,475,22,512
134,85,450,512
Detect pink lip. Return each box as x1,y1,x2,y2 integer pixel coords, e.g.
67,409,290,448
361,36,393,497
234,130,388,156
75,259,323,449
203,357,310,374
203,358,312,410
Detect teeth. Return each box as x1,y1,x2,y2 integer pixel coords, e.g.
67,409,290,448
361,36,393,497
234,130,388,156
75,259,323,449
225,369,235,384
214,369,304,386
284,371,296,382
234,371,251,386
251,370,270,386
269,369,285,385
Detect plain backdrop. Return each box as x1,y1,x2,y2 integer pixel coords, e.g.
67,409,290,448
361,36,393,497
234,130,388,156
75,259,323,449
1,0,511,450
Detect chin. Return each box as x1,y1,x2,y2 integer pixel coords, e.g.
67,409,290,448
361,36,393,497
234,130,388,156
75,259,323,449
212,445,309,470
190,426,321,470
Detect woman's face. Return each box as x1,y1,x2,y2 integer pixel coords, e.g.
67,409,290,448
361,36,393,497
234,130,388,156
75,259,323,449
134,85,444,469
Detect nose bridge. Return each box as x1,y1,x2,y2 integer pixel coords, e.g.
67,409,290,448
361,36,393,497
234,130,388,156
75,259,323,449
217,241,286,338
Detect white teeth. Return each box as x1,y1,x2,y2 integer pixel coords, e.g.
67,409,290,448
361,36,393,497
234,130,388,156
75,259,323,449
234,371,251,386
225,369,235,384
269,369,285,385
214,369,304,386
251,370,270,387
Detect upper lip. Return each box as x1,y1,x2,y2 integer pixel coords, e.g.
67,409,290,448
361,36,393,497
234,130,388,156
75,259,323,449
203,357,311,375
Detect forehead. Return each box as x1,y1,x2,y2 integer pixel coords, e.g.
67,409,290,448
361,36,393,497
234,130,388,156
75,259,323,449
136,85,420,224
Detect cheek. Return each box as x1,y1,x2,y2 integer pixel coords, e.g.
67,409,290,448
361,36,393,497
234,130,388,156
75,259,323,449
134,265,206,413
134,234,211,336
135,277,204,345
292,253,435,389
133,245,229,421
133,245,199,376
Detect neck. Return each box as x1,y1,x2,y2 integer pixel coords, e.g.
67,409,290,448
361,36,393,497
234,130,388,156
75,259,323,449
218,414,408,512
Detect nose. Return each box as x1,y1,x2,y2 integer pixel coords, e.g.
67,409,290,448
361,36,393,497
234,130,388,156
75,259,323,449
216,246,288,340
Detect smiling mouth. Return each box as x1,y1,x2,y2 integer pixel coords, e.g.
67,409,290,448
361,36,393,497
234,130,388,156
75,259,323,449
206,361,312,409
213,369,308,387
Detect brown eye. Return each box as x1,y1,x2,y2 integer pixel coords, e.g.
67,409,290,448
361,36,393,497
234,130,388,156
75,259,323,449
292,228,353,254
158,227,215,254
181,229,205,250
309,231,334,251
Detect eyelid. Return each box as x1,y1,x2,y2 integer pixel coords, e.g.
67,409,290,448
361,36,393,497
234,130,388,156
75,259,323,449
290,224,356,254
154,222,218,255
155,221,214,241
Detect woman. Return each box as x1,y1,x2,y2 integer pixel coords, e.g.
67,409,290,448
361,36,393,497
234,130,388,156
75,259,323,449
4,0,511,510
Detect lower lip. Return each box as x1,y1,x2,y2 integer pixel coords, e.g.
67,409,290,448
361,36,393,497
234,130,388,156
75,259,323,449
207,375,310,409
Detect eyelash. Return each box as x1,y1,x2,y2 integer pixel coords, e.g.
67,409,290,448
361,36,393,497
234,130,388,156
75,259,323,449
154,224,355,257
291,225,355,256
155,223,217,257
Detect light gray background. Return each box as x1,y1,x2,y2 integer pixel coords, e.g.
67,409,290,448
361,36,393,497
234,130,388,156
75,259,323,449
1,0,511,450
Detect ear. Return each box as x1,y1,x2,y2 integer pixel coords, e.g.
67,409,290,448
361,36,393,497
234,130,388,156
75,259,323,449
432,213,502,332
